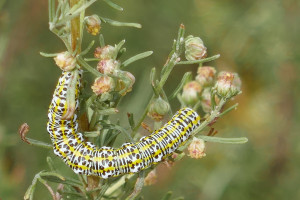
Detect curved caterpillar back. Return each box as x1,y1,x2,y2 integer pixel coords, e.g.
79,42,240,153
47,70,201,179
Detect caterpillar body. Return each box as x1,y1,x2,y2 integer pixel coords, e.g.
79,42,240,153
47,69,201,179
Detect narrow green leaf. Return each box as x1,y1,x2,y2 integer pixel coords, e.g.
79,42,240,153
198,136,248,144
24,181,37,200
84,131,101,137
178,54,220,65
40,171,65,183
168,72,192,99
56,0,97,26
122,51,153,68
173,197,184,200
95,183,110,200
161,191,172,200
100,17,141,28
26,138,52,149
177,94,186,107
149,67,159,96
46,157,56,172
61,191,86,199
77,56,103,77
127,112,135,130
101,122,133,142
84,58,100,62
175,24,185,53
63,177,83,187
24,172,42,200
98,108,119,115
103,0,123,11
99,34,105,47
48,0,55,22
117,47,127,58
150,67,156,85
105,131,120,146
219,103,239,117
113,40,126,59
80,40,95,56
40,52,59,57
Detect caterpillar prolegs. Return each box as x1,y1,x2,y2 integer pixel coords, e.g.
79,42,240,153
47,70,201,179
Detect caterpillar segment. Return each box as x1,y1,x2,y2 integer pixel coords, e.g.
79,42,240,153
47,69,201,179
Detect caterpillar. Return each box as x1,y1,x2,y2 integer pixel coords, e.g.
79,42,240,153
47,69,201,179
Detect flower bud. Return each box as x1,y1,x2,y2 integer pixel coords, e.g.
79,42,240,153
91,76,115,95
115,71,135,96
97,59,120,75
94,45,115,60
215,71,241,99
182,81,202,105
148,97,170,121
54,52,76,71
185,35,207,61
144,170,157,186
201,88,219,113
196,66,216,87
188,137,206,159
85,15,101,35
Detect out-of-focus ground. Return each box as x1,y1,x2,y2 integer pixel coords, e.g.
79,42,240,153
0,0,299,199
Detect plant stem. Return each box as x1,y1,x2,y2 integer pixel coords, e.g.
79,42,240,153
70,0,100,197
70,0,82,52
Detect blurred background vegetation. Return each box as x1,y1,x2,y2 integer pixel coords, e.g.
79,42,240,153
1,0,300,199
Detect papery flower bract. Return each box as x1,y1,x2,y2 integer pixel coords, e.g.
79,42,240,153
182,81,202,105
188,137,206,159
201,88,219,113
85,15,101,35
91,76,115,95
54,52,76,71
196,66,216,87
94,45,115,60
97,59,120,75
185,35,207,61
215,71,241,99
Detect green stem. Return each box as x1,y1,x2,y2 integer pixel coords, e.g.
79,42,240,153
219,103,238,117
191,98,226,135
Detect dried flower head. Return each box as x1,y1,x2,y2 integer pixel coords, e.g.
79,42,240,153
91,76,115,95
185,35,207,61
148,97,170,121
116,71,135,96
215,71,241,99
196,66,216,87
188,137,206,159
201,88,220,113
94,45,115,60
54,52,76,71
182,81,202,105
144,170,157,186
85,15,101,35
97,59,120,75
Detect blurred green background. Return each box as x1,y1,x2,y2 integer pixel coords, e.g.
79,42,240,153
1,0,300,199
